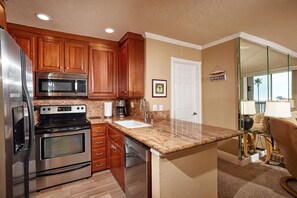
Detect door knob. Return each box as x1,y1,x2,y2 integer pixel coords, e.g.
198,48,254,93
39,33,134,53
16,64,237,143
193,112,197,115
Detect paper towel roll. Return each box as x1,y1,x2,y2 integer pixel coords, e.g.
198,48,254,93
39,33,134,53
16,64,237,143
104,102,112,118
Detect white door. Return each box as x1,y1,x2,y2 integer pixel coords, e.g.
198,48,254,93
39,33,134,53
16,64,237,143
171,57,201,123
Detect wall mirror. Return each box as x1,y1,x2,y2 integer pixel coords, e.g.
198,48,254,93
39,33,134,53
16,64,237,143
238,38,297,160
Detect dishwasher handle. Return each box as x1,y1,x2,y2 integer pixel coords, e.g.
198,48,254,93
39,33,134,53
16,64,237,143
125,136,150,162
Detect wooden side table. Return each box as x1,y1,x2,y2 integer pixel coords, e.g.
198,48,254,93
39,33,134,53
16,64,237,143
262,134,272,163
242,132,257,157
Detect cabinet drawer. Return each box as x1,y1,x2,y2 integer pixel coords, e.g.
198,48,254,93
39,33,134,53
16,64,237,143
92,124,106,137
92,147,106,160
92,137,107,148
108,126,124,148
92,158,107,172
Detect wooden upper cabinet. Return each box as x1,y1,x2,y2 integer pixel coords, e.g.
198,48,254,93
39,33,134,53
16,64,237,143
9,30,37,71
118,32,144,98
88,44,118,99
119,43,128,97
0,1,7,30
65,41,88,74
38,36,64,72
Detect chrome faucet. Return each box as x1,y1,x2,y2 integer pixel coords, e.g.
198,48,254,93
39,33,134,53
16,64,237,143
140,98,149,122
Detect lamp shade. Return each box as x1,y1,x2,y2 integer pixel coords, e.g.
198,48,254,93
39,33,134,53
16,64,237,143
290,99,295,108
264,101,291,118
240,100,256,115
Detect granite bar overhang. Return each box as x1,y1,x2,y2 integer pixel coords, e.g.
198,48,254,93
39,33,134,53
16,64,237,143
89,116,242,156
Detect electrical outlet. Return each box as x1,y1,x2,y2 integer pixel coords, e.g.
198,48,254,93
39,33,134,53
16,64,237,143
158,104,163,111
152,105,158,111
130,102,134,108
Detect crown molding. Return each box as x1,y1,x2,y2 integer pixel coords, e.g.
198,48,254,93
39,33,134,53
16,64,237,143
144,32,202,50
144,32,297,58
202,32,297,58
238,32,297,58
201,33,241,50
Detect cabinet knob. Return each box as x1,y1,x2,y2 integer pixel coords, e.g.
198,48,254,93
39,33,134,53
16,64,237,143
95,163,104,167
95,141,104,145
65,66,69,69
111,144,116,150
59,66,63,69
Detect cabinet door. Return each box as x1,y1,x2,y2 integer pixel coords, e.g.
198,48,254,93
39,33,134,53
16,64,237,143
65,41,88,74
88,44,118,98
109,139,124,191
9,30,37,71
118,42,128,98
38,36,64,72
118,33,144,98
127,38,144,97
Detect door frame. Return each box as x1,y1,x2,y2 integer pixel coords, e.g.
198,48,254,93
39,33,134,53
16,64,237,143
170,57,202,123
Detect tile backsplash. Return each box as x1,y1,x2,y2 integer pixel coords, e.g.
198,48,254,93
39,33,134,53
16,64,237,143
34,98,170,124
34,98,117,118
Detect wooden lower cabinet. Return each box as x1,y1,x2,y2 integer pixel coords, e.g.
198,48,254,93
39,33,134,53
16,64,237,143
91,124,108,173
91,124,125,191
92,158,107,172
108,126,125,191
108,137,125,191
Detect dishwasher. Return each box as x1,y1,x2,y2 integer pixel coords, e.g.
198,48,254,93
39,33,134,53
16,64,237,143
124,136,151,198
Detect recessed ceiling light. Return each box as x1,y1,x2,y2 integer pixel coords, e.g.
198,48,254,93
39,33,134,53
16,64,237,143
105,28,114,33
35,13,51,21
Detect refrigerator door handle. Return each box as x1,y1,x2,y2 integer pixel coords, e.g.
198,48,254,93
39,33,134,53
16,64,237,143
20,51,34,153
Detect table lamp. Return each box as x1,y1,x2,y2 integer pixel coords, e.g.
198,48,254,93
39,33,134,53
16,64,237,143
289,99,295,109
265,101,291,118
240,100,256,130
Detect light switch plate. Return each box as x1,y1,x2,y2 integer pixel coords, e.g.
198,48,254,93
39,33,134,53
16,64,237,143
152,105,158,111
130,102,134,108
158,104,163,111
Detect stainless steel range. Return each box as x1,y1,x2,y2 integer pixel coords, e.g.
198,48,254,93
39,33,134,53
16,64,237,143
35,105,91,190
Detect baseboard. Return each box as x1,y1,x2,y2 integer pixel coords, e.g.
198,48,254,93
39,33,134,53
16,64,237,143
217,149,267,166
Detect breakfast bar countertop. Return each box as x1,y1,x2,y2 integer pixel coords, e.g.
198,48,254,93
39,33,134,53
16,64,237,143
88,116,242,156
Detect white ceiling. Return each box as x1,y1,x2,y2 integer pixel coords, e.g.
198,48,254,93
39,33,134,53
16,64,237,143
5,0,297,52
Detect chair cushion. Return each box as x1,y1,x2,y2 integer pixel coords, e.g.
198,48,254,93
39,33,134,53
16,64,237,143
253,113,262,123
291,111,297,119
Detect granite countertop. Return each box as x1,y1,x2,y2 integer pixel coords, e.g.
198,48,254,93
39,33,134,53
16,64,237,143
88,116,242,156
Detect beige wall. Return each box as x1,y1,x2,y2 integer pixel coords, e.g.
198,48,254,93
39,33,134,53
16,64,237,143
145,38,201,111
202,39,238,130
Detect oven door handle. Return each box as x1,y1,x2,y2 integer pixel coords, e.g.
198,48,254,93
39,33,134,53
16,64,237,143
37,162,91,177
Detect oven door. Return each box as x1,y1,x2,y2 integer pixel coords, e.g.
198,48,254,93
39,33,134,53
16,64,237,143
35,129,91,172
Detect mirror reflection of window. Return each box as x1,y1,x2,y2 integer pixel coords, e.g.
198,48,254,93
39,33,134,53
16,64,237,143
271,71,292,100
253,75,268,102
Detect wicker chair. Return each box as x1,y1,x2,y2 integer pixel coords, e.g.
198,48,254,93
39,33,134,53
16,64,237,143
270,118,297,197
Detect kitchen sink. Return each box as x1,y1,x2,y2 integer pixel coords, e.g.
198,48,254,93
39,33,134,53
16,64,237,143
114,120,151,129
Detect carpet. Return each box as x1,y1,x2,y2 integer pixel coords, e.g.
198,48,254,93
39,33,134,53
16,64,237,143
218,158,297,198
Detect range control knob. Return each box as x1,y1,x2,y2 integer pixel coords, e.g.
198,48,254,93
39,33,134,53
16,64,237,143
81,107,84,110
77,107,80,110
47,108,51,111
42,108,46,111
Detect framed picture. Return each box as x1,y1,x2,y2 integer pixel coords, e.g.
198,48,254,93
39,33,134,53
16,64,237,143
152,79,167,98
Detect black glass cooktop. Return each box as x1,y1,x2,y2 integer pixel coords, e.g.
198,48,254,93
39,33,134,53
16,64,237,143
35,116,90,133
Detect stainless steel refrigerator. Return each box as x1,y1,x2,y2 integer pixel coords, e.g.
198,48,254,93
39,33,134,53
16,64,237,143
0,29,36,197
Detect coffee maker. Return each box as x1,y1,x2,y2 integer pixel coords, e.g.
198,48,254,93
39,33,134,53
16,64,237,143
116,100,128,117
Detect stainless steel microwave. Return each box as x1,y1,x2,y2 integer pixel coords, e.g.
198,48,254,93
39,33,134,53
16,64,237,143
36,72,88,97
